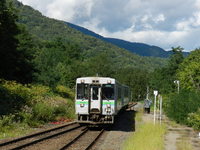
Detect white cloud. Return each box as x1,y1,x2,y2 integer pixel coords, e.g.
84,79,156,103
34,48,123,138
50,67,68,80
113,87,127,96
101,28,188,50
20,0,200,50
21,0,94,21
153,14,165,23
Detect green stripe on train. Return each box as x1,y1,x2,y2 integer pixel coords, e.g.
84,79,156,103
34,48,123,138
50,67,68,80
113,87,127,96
103,101,115,105
76,101,114,105
76,101,88,104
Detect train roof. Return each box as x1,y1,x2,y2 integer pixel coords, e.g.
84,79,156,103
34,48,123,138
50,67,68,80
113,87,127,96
76,77,116,84
76,77,130,88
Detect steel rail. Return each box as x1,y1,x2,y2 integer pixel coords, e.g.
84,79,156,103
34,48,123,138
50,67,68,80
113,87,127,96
60,128,104,150
0,122,77,147
59,127,88,150
10,125,82,150
84,129,104,150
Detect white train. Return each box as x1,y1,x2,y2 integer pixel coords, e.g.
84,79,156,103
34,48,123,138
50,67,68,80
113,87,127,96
75,77,131,124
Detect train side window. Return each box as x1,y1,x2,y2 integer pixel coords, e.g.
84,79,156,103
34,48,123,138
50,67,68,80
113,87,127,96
102,84,114,100
77,84,89,99
118,87,121,99
124,87,128,98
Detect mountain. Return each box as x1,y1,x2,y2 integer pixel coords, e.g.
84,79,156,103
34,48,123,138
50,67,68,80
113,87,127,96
13,0,167,72
66,22,188,58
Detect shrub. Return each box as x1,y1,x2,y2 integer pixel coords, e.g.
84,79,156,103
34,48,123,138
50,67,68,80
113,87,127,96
0,79,75,130
32,102,54,123
164,89,200,124
55,85,75,99
0,115,15,127
187,109,200,130
0,80,32,115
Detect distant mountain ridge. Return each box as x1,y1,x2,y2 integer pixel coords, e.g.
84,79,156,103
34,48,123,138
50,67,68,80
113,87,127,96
66,22,188,58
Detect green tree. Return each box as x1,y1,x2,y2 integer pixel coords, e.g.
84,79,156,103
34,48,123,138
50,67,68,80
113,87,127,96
177,48,200,91
0,0,34,83
0,0,19,79
86,52,114,77
33,39,82,87
114,67,149,101
150,46,184,94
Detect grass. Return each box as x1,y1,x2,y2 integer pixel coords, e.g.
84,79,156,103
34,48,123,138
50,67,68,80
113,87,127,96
123,122,166,150
176,137,193,150
0,123,33,139
123,104,166,150
135,111,143,122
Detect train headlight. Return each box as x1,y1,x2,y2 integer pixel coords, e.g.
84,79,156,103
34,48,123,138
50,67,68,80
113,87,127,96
106,104,111,113
107,80,111,84
106,104,111,108
80,103,84,107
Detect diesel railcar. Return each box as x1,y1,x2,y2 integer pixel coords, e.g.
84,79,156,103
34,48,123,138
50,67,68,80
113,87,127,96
75,77,131,124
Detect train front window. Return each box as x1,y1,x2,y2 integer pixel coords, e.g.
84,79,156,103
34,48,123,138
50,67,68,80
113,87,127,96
77,84,89,99
102,84,114,100
92,86,99,100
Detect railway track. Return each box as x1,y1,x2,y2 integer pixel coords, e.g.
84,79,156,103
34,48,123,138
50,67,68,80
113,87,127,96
0,122,83,150
60,127,104,150
0,122,105,150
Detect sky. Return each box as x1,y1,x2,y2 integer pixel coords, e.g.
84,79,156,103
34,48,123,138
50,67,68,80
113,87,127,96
20,0,200,51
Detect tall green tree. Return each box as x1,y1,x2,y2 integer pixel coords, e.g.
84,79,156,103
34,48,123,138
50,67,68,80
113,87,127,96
114,67,149,101
0,0,19,79
0,0,33,83
150,46,184,94
177,48,200,91
86,52,114,77
33,39,82,87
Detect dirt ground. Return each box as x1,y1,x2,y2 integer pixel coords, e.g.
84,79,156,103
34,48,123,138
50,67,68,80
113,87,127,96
164,118,200,150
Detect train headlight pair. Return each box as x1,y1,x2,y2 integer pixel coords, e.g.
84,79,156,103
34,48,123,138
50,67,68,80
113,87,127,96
106,104,111,113
80,103,84,107
106,104,111,108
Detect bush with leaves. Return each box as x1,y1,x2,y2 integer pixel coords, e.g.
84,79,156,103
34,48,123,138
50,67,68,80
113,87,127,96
187,109,200,130
164,89,200,124
55,85,75,99
177,48,200,91
0,79,75,129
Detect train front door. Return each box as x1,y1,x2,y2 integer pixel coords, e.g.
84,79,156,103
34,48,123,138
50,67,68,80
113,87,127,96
90,85,101,113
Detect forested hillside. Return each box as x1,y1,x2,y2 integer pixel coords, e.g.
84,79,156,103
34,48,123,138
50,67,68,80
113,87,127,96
9,0,169,99
13,0,166,71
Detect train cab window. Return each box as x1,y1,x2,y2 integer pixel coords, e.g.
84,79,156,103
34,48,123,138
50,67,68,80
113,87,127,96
77,84,89,99
102,84,114,100
92,86,99,100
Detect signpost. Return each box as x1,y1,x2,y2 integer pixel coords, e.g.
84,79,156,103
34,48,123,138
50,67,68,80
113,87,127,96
160,96,162,124
153,90,158,124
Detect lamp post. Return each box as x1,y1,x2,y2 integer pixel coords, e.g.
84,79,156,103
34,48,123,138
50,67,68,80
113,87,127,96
174,80,180,93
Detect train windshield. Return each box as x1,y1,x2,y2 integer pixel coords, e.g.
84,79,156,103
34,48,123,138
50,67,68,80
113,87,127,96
77,84,89,99
102,84,114,100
